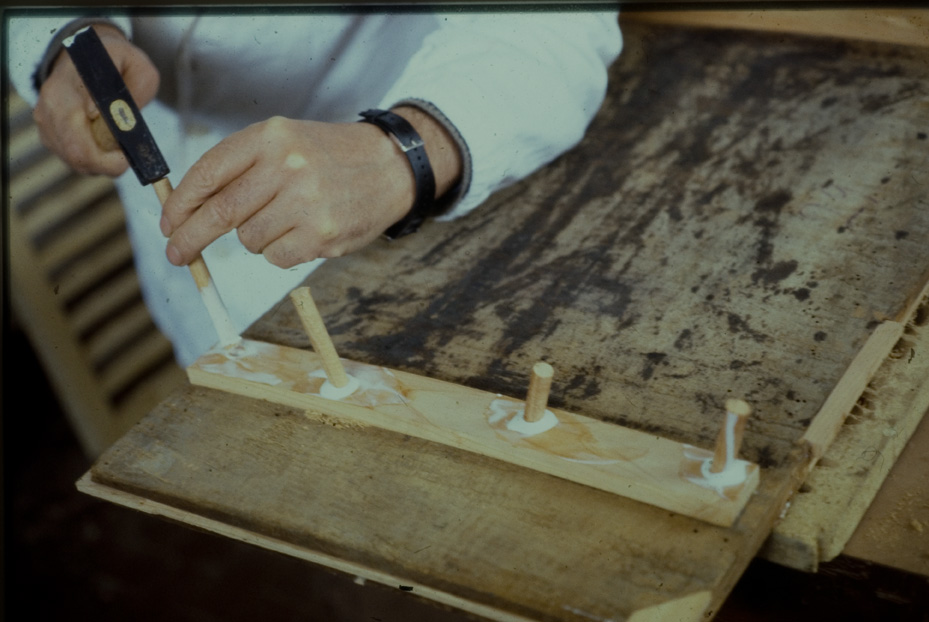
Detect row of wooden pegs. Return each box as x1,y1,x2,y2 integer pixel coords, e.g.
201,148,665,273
290,285,752,477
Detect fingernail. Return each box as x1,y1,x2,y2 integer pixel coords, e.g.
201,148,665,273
160,214,170,236
166,243,183,266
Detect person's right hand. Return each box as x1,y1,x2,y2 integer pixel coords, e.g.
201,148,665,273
33,24,160,177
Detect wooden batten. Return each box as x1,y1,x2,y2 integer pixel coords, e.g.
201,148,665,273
188,339,760,527
800,267,929,467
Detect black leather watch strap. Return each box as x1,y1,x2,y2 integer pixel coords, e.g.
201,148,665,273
359,108,437,239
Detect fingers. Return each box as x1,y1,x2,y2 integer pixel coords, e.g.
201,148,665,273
260,229,322,269
33,26,159,177
162,117,416,269
34,82,130,176
161,152,274,266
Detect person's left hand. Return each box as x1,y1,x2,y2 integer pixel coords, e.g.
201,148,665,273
160,116,416,269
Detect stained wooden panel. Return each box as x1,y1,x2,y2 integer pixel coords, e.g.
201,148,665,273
86,24,929,621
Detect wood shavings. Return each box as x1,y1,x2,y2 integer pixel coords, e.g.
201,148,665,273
303,409,369,431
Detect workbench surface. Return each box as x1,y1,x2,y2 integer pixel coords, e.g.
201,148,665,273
83,23,929,621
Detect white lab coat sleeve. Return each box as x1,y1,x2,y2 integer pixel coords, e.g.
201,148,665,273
376,11,622,219
7,14,132,105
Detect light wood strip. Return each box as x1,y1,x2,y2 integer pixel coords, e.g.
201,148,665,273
800,320,907,463
8,89,31,119
189,339,760,527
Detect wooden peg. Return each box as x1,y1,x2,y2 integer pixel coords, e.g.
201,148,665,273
290,286,350,388
525,362,554,422
709,399,752,474
151,178,240,346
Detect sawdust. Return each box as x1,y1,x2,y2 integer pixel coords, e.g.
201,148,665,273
304,409,369,431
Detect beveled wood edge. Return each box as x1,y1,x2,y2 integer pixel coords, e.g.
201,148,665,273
76,471,542,622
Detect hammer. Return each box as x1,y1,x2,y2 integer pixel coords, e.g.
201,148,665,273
63,26,240,347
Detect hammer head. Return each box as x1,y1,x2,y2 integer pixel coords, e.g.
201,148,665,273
63,26,169,185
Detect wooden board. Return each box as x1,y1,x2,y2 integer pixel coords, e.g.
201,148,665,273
188,339,760,527
622,9,929,49
82,23,929,621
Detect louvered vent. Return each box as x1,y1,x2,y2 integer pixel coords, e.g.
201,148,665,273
8,89,185,458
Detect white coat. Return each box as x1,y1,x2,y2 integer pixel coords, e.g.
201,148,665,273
9,10,622,365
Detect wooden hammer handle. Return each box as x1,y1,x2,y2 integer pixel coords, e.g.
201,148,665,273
90,114,119,152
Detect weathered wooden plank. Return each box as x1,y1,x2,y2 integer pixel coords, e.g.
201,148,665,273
83,24,929,621
90,384,786,622
622,9,929,49
188,339,760,527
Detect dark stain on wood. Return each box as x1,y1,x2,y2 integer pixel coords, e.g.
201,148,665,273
249,25,929,470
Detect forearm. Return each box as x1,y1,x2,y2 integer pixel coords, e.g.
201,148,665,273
378,12,622,219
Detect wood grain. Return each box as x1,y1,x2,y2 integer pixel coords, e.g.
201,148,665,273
85,24,929,621
188,339,759,526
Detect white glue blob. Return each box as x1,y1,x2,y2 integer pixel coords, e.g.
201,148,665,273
507,408,560,436
681,444,751,495
698,458,749,490
487,399,559,437
199,341,282,386
319,375,361,400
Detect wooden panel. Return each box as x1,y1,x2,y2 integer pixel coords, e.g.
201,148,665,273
83,24,929,621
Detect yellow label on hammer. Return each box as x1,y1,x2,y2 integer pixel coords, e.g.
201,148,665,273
109,99,136,132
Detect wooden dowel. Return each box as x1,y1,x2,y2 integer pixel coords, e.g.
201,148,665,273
525,362,554,422
709,399,752,474
151,178,239,346
290,286,349,388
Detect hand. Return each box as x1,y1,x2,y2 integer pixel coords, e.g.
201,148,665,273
160,108,463,269
33,24,160,177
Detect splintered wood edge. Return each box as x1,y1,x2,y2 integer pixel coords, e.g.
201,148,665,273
800,273,929,467
799,320,906,463
187,340,759,527
766,280,929,570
